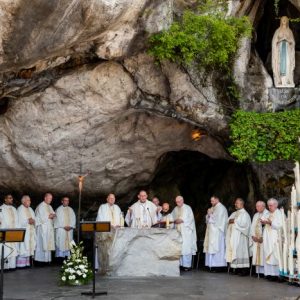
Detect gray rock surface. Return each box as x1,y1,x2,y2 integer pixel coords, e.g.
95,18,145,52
0,57,229,196
0,0,173,71
0,0,295,203
97,228,182,277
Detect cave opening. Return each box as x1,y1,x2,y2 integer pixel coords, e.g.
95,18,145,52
255,0,300,84
147,150,259,239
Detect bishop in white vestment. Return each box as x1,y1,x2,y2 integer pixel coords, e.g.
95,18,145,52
96,193,122,273
0,195,19,269
96,194,122,226
251,201,269,275
262,198,283,277
17,195,36,268
204,196,228,268
226,198,252,274
54,197,76,258
172,196,197,270
125,191,158,228
34,193,56,263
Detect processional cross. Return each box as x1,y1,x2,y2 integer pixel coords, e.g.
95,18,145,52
76,163,91,243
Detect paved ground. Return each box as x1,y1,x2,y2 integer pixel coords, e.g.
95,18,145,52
2,267,300,300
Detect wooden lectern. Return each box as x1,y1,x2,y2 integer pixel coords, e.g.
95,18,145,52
80,222,110,298
0,228,26,300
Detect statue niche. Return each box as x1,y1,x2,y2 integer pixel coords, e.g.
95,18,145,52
272,16,295,88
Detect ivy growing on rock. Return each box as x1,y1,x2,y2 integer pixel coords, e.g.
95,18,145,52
148,6,252,73
229,109,300,162
148,2,252,103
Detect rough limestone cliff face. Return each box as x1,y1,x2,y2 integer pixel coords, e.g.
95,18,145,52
0,0,297,203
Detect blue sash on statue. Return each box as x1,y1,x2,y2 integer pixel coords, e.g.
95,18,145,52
280,40,287,76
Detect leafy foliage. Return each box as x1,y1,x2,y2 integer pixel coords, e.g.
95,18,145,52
60,241,93,286
148,8,252,72
229,110,300,162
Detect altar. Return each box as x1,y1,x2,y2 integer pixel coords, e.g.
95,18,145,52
96,228,182,277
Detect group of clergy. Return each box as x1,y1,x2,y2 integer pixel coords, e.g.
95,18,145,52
0,190,197,272
204,196,283,281
1,190,284,279
0,193,76,270
96,190,197,271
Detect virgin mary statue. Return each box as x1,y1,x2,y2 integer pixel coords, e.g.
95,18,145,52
272,16,295,88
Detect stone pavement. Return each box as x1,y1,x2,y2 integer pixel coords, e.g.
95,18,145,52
2,267,300,300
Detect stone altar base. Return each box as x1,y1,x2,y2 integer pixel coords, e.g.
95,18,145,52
96,228,182,277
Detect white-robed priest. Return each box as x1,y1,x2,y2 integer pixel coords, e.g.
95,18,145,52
96,193,122,227
204,196,228,270
262,198,283,280
172,196,197,271
0,194,19,270
226,198,252,276
125,191,158,228
17,195,36,268
96,193,122,273
152,197,162,221
250,201,269,276
34,193,56,263
54,197,76,258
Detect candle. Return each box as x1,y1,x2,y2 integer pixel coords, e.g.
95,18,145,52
120,212,125,228
277,232,283,274
297,210,300,277
287,210,291,247
289,207,295,276
281,208,288,275
289,246,294,276
291,207,295,250
295,161,300,205
281,208,287,241
291,185,297,208
166,216,170,229
283,243,288,275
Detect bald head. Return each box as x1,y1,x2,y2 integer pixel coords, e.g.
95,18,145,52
44,193,53,205
255,201,266,213
21,195,31,208
106,193,116,206
175,196,184,207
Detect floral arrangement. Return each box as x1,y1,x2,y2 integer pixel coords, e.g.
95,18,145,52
60,240,93,286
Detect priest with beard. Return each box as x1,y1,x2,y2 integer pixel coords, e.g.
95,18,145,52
204,196,228,272
226,198,252,276
54,196,76,260
0,194,19,270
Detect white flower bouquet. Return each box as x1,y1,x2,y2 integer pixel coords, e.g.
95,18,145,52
60,241,92,286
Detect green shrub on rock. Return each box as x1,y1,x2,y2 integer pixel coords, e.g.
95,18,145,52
229,109,300,162
148,10,252,72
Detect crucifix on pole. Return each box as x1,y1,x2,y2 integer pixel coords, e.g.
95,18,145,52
76,164,91,244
